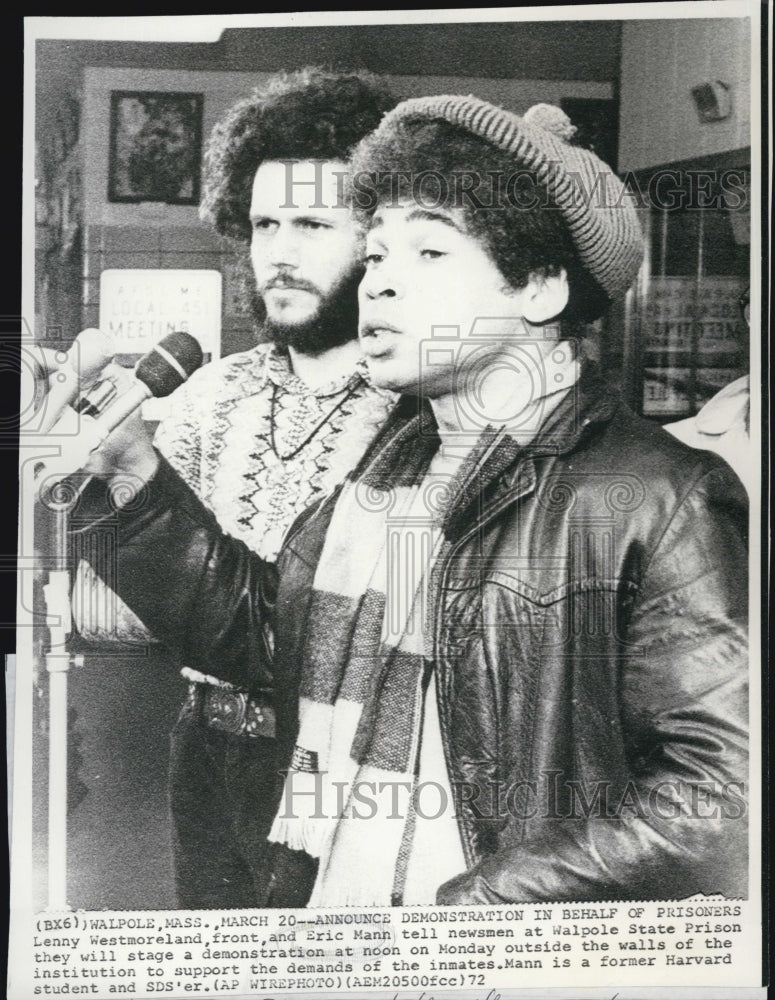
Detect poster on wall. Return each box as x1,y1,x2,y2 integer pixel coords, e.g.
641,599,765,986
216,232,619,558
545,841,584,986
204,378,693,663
99,267,222,419
642,275,748,416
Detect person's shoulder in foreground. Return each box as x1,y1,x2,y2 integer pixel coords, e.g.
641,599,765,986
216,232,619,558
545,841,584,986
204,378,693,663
666,375,752,496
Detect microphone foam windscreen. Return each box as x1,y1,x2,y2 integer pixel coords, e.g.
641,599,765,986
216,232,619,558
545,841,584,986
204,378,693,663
135,332,204,398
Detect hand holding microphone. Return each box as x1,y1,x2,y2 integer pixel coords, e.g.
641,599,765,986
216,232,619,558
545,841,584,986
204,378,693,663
36,328,117,433
72,364,157,485
35,331,203,498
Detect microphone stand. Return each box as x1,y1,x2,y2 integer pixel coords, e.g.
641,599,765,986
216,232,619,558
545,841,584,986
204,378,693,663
39,476,86,911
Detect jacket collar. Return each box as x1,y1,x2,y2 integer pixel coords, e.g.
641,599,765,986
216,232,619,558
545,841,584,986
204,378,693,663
343,362,619,537
365,363,617,534
446,362,619,532
509,359,617,460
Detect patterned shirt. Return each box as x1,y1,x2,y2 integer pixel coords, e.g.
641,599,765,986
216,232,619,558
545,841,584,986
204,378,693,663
153,342,396,687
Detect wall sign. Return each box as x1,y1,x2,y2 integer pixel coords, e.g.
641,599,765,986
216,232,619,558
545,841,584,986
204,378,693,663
99,268,222,418
642,275,747,417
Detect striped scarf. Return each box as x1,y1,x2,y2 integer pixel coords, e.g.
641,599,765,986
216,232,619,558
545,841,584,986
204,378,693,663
269,351,582,905
268,411,446,906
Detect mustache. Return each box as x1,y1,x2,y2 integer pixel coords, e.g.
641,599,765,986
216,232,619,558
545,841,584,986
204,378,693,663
261,273,320,295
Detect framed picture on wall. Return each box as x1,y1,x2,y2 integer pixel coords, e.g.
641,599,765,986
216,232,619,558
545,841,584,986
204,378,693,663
108,91,203,204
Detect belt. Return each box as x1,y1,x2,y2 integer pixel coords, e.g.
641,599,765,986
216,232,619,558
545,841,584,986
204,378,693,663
186,682,275,739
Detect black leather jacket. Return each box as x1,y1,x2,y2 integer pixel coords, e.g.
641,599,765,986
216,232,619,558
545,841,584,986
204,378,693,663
74,370,749,904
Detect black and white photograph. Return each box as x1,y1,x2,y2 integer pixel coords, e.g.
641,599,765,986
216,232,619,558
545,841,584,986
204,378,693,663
8,6,766,999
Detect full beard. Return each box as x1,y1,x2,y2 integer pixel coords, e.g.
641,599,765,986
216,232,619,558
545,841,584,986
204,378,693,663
246,265,362,357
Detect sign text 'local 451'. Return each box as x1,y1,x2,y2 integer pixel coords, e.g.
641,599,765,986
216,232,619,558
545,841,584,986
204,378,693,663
98,269,222,356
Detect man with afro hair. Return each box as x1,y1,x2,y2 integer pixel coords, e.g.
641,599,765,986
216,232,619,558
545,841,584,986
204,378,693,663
129,68,396,909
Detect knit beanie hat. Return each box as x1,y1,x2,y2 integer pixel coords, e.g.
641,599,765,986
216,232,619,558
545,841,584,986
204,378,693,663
359,94,644,301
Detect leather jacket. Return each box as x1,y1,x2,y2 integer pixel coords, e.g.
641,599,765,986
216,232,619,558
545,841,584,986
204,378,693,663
74,368,749,904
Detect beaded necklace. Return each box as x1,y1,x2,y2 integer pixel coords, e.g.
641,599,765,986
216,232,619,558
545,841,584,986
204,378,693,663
269,376,364,461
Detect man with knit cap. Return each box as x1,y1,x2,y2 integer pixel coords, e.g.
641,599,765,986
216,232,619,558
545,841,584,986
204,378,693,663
73,94,748,906
77,68,398,910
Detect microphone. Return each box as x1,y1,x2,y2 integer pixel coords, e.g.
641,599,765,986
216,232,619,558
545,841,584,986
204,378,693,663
38,329,116,433
35,331,203,493
74,375,119,417
89,331,203,435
